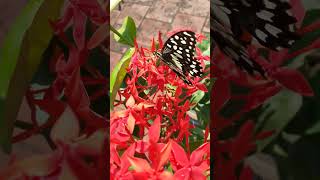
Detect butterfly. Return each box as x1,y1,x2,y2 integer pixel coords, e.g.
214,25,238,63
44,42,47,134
154,30,203,85
211,0,299,76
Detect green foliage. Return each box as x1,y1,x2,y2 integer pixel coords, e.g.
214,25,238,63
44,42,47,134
112,16,136,47
256,90,303,151
110,48,135,110
0,0,64,153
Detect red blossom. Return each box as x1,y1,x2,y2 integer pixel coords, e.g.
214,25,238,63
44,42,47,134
111,30,210,178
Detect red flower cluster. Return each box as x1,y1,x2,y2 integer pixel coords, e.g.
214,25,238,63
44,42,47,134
110,31,210,179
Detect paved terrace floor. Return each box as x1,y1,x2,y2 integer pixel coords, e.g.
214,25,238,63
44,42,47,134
110,0,210,72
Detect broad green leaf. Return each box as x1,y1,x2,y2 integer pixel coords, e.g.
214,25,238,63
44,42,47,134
0,0,42,98
301,9,320,27
190,90,205,108
256,90,303,151
110,48,135,110
0,0,64,153
113,16,136,47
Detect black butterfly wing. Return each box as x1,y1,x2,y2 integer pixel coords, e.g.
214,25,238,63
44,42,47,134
211,0,299,76
212,18,265,76
160,31,203,84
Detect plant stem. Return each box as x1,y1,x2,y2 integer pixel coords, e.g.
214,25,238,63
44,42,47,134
110,25,133,46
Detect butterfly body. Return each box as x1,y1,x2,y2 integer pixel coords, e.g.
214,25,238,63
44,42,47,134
154,30,203,85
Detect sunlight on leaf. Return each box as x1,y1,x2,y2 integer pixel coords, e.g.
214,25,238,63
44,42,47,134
113,16,136,47
110,48,135,110
256,90,302,151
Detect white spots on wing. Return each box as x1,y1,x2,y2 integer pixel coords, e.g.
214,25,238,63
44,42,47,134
255,29,268,42
190,42,193,45
173,45,177,50
276,46,282,51
187,58,191,61
171,40,177,45
190,38,194,41
190,64,196,68
256,10,274,22
193,69,198,73
181,40,187,44
185,49,190,53
170,54,182,70
183,31,192,36
184,37,187,40
288,24,295,32
286,9,293,16
179,47,183,50
174,52,183,59
189,46,192,49
288,40,295,45
167,44,172,48
186,54,190,57
264,0,277,9
177,50,182,54
265,23,282,37
192,61,196,64
175,35,179,40
189,71,194,75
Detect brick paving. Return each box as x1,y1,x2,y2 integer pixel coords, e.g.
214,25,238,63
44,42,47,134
110,0,210,72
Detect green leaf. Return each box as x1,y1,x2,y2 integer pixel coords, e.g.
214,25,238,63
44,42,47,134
113,16,136,47
0,0,64,153
197,33,210,53
256,90,303,151
110,48,135,110
190,90,205,108
301,9,320,27
202,47,210,57
0,0,41,98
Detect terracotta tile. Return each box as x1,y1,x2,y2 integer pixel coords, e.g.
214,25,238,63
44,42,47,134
124,0,154,6
110,10,121,26
146,0,179,23
179,0,210,17
171,13,206,33
116,4,149,28
110,23,129,53
202,16,210,33
110,51,123,73
110,34,129,54
137,18,171,48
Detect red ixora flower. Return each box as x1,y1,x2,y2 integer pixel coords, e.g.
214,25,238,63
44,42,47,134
111,29,210,179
